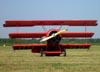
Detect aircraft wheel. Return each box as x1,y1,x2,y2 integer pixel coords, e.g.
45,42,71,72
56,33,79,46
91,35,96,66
63,48,66,56
40,48,43,57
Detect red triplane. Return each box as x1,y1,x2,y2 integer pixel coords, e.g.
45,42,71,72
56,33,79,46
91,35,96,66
3,20,97,56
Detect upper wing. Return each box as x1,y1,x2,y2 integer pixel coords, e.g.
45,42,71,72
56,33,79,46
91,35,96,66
3,20,97,27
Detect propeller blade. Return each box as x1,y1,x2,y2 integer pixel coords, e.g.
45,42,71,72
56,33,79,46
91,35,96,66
54,29,67,36
40,35,54,42
40,29,67,42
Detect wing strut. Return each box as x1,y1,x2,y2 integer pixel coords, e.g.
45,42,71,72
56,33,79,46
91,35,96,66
42,26,46,32
59,25,62,30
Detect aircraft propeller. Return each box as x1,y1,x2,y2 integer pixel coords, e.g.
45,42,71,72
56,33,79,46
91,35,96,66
40,29,67,42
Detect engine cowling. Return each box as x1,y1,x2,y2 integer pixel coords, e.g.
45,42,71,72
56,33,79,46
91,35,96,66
46,29,61,43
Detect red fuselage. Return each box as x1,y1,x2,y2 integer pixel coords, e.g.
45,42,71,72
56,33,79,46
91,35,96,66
45,29,61,54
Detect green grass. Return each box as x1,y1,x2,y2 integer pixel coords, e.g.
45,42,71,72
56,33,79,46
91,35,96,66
0,46,100,72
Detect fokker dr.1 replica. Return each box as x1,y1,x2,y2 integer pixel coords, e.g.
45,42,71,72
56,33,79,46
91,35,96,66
3,20,97,56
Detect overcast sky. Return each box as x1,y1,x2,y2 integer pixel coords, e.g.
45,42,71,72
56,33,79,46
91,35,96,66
0,0,100,38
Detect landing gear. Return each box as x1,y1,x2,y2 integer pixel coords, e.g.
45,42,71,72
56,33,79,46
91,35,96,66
40,48,43,57
63,48,66,56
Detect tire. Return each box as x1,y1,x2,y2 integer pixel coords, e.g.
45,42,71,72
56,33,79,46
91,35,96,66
40,48,43,57
63,48,66,56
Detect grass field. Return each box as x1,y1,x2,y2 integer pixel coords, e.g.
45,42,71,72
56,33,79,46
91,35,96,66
0,46,100,72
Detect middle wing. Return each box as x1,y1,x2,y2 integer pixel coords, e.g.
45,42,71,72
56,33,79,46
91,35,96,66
9,32,46,38
9,32,94,38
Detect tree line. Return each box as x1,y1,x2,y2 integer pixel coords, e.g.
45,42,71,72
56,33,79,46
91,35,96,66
0,38,100,46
